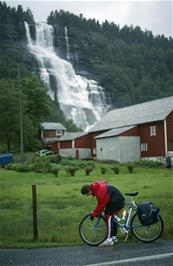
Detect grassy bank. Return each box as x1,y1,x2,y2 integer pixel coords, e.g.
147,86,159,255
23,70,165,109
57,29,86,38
0,161,173,248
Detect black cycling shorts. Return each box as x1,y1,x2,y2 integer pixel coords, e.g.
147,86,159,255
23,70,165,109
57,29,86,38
105,200,125,215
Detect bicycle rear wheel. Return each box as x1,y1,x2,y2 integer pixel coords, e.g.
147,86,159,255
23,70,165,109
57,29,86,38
131,213,164,243
79,214,107,246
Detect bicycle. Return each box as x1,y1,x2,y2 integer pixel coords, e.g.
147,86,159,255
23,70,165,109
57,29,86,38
79,192,164,246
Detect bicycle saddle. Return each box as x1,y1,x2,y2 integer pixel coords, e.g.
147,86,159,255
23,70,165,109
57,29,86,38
125,192,138,196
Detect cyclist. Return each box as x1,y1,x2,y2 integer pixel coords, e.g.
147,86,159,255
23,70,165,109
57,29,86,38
81,180,125,246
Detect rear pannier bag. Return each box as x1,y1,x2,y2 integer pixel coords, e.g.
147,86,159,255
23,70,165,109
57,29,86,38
137,201,160,226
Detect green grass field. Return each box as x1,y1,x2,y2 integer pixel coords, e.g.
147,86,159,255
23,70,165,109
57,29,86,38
0,161,173,248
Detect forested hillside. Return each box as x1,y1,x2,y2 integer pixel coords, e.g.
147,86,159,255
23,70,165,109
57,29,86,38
47,10,173,107
0,1,173,152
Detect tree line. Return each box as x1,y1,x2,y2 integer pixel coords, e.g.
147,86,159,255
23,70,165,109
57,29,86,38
0,1,34,40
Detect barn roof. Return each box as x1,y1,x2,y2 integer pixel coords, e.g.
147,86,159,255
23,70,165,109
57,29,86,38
89,96,173,133
95,126,136,139
41,122,66,130
58,132,87,141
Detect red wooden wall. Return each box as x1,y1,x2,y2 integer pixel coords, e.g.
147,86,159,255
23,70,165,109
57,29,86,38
139,122,165,157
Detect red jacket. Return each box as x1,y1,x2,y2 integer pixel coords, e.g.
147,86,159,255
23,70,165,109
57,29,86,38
91,180,110,217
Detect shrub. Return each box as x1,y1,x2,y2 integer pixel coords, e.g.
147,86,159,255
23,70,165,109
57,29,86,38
127,164,134,173
33,157,50,173
16,163,31,172
101,167,106,174
4,163,13,170
9,163,20,171
135,160,164,168
28,164,34,171
49,163,61,177
50,154,62,164
86,161,95,169
60,159,74,166
64,166,78,176
112,165,119,174
85,165,94,176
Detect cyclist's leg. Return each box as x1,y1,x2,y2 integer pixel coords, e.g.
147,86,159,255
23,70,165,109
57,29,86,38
105,214,117,238
99,214,117,246
103,201,120,242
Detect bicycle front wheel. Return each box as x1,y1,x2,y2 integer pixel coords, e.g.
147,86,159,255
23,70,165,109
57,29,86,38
79,214,107,246
131,213,164,243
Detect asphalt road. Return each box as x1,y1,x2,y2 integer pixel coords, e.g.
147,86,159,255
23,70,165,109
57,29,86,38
0,240,173,266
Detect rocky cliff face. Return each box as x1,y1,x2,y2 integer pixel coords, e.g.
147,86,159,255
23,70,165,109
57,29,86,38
0,22,38,79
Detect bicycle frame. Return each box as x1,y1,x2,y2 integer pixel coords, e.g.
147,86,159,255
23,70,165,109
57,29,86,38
112,195,138,239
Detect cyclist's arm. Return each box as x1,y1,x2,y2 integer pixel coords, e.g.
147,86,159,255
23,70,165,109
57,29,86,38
91,192,110,217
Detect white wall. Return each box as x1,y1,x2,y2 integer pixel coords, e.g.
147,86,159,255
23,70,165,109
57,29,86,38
78,149,91,159
59,149,75,158
59,148,91,159
96,136,140,163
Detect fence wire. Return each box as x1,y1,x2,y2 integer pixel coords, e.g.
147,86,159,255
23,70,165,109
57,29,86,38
0,185,94,245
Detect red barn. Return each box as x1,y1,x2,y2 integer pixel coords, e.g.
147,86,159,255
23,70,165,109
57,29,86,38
89,96,173,163
51,132,91,159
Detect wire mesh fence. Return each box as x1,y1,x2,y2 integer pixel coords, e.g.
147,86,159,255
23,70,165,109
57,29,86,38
0,184,94,245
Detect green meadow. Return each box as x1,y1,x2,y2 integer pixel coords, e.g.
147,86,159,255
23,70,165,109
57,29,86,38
0,161,173,248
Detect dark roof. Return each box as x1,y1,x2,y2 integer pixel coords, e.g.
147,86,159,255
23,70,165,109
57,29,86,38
89,96,173,133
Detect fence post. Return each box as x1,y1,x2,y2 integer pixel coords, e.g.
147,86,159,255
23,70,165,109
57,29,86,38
32,184,38,240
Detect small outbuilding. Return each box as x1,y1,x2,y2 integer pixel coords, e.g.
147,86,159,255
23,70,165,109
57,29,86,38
40,122,66,145
51,132,91,159
95,126,140,163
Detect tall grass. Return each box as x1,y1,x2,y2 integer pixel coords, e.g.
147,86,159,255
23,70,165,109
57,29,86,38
0,162,172,248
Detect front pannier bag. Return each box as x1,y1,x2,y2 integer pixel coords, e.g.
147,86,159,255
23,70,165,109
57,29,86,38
137,201,160,226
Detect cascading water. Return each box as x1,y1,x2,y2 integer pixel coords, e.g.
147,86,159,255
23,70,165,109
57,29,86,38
24,22,109,131
64,26,70,61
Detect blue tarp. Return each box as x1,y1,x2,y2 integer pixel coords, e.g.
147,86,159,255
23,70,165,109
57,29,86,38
0,153,13,165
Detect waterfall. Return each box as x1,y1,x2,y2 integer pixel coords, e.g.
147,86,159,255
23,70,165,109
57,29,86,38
24,22,109,131
64,26,70,61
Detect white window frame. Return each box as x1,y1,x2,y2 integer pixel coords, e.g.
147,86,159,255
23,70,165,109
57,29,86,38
141,143,148,151
150,125,156,136
56,130,62,136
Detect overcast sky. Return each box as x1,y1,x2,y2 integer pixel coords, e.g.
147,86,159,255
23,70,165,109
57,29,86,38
5,0,173,37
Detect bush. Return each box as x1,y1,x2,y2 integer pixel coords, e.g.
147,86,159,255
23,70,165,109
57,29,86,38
49,163,61,177
8,163,20,171
112,165,119,174
60,159,74,166
4,163,13,170
135,160,164,168
33,157,50,173
86,161,95,169
64,166,78,176
85,165,94,176
127,164,134,173
16,163,31,172
50,154,62,164
101,167,106,174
